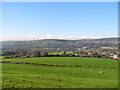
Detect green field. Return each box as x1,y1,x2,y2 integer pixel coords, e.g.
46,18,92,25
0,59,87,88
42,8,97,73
2,57,118,88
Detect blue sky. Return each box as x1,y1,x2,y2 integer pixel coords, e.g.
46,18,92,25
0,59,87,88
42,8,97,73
2,2,118,40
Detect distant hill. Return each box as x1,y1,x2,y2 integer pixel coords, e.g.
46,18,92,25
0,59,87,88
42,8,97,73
94,37,118,41
1,37,118,50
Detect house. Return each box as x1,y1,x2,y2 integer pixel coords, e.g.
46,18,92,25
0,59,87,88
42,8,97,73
117,58,120,60
109,54,118,60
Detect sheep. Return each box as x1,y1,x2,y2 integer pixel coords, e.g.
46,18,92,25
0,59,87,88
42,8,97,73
99,71,103,74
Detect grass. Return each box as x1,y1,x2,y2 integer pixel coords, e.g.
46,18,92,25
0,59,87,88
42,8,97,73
0,56,5,59
48,52,74,55
2,57,118,88
2,57,118,68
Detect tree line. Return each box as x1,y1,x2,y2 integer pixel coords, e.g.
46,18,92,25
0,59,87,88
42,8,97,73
1,48,117,59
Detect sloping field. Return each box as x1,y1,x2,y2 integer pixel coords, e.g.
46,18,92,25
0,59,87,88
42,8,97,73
2,57,118,88
2,57,118,68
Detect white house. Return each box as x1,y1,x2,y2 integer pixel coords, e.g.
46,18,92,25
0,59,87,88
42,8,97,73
109,54,118,60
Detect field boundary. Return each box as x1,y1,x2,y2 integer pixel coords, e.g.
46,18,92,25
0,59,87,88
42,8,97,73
1,61,119,70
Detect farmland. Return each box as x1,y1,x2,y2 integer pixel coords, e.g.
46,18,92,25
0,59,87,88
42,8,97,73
2,57,118,88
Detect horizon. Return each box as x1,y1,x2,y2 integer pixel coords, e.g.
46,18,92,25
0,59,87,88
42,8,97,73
1,36,118,41
1,2,118,41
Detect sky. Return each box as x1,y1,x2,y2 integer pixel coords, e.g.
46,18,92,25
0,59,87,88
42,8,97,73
1,2,118,41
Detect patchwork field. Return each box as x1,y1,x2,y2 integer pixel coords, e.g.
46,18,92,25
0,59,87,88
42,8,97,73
1,57,118,88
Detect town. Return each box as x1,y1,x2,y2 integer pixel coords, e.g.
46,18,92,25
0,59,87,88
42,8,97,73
1,38,119,60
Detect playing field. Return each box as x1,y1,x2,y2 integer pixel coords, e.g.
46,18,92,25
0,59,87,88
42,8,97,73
1,57,118,88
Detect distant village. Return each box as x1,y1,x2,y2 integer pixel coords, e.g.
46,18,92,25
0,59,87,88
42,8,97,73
1,38,119,60
2,46,119,60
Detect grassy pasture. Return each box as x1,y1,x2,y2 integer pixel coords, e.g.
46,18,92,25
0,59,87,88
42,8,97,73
2,57,118,68
2,57,118,88
0,56,5,59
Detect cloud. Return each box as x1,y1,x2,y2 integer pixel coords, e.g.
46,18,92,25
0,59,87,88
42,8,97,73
47,34,54,38
0,34,116,41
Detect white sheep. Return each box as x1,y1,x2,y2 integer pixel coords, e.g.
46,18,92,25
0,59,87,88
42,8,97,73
99,71,103,74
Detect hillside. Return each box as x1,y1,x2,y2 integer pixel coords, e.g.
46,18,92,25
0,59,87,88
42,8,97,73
1,38,118,50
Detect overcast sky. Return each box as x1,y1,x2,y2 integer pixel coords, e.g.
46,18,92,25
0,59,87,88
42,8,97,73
2,2,118,41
